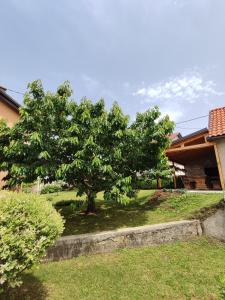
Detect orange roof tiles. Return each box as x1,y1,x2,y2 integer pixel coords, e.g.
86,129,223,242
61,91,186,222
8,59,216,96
209,106,225,138
169,132,182,141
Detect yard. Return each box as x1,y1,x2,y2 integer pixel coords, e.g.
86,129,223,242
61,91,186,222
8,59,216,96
4,237,225,299
2,189,225,299
41,190,222,235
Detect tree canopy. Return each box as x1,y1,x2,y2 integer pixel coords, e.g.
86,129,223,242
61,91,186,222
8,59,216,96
0,80,174,212
1,80,72,186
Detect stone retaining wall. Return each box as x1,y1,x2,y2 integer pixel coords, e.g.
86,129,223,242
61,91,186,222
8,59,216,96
202,208,225,241
44,220,202,262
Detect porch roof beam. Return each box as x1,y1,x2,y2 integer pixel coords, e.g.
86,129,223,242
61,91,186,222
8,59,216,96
166,142,213,153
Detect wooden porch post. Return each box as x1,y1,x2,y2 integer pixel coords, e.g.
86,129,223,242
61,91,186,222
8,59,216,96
173,175,177,189
213,144,225,190
172,162,177,189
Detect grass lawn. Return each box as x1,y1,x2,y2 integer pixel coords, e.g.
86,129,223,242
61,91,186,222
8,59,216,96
5,237,225,299
40,190,223,235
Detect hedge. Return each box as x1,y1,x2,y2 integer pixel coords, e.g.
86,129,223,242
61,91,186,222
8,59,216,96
0,192,64,292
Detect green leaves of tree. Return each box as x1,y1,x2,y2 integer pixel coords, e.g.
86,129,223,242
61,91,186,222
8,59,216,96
0,80,174,212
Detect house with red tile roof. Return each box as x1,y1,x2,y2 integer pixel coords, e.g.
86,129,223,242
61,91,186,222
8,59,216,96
169,132,182,142
208,106,225,140
166,106,225,190
0,86,20,127
207,106,225,190
0,86,20,188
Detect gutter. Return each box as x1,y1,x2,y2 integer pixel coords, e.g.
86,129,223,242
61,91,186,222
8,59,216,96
0,86,20,112
207,134,225,142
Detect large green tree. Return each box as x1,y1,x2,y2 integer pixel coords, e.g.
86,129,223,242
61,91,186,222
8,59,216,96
0,81,174,213
0,80,72,186
57,101,173,212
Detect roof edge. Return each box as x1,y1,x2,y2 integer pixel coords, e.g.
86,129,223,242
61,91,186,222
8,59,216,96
0,89,20,111
172,127,208,145
208,106,225,138
207,134,225,141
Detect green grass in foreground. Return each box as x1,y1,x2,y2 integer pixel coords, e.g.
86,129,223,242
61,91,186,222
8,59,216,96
42,190,222,235
5,237,225,299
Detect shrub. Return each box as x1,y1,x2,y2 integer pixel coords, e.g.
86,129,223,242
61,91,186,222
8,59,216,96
135,178,156,189
69,200,86,211
21,182,35,193
162,177,174,189
0,192,64,293
40,183,62,194
176,188,186,194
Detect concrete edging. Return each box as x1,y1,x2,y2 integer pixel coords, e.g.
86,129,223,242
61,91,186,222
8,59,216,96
44,220,202,262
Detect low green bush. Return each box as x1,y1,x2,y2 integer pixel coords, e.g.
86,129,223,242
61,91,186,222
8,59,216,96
40,183,62,194
0,192,64,293
161,177,174,189
21,182,35,193
69,200,86,211
135,178,156,189
135,177,176,190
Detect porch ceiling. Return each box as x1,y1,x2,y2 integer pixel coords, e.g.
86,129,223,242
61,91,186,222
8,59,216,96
166,145,215,165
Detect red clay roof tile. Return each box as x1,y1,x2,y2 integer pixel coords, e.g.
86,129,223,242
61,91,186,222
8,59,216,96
209,106,225,138
169,132,182,141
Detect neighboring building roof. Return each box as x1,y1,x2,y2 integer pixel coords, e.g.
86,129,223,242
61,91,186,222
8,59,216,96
208,106,225,140
169,132,182,142
0,86,20,111
171,128,208,145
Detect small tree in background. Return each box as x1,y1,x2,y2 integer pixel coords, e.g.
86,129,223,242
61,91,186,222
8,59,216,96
0,80,72,186
146,154,173,189
0,80,174,213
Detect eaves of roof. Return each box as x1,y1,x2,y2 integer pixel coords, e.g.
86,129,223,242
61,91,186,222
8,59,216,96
171,128,208,145
0,88,20,112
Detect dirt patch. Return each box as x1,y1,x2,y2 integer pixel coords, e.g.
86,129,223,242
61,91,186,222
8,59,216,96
191,199,225,221
148,191,181,202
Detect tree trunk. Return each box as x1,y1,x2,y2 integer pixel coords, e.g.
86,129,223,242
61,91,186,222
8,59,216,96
157,178,162,189
86,192,96,214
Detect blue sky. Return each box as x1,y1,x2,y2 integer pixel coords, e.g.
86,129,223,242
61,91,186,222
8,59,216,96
1,0,225,134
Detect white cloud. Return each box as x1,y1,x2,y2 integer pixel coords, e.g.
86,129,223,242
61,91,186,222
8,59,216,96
83,0,113,26
123,82,130,89
172,0,190,7
133,73,223,104
160,108,184,122
81,74,116,100
82,74,100,91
